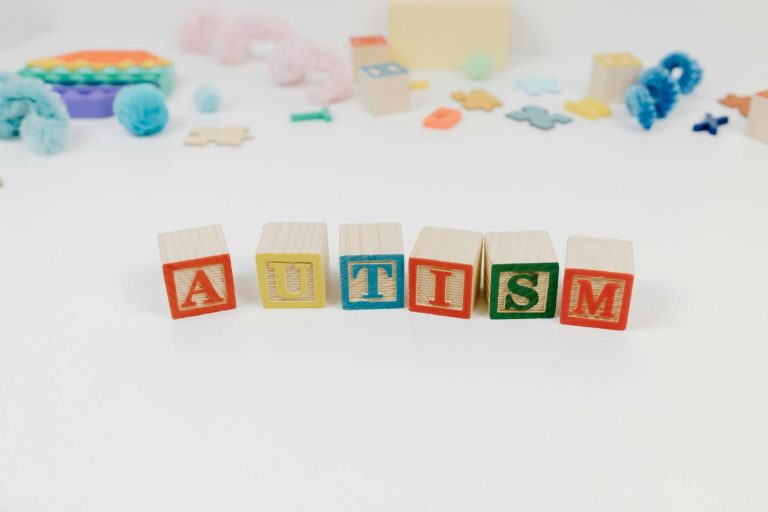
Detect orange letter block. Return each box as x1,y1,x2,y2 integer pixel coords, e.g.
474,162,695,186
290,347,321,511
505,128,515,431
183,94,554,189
158,225,236,319
560,236,634,330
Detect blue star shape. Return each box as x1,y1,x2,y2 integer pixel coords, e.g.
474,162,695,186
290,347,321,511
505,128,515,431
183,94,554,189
513,76,562,96
692,113,728,135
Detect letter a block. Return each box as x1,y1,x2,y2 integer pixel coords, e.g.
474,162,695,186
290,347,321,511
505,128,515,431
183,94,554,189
158,225,236,319
256,222,329,308
560,236,635,331
339,223,405,310
484,231,559,319
359,62,410,116
408,227,483,319
588,52,643,104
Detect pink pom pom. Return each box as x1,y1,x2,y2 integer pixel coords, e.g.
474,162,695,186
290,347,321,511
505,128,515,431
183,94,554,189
178,13,225,54
269,40,352,105
211,15,295,65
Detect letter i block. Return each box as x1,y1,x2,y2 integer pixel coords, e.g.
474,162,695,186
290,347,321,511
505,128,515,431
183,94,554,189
560,236,635,331
408,227,483,319
157,225,236,319
350,35,390,81
255,222,329,308
339,223,404,310
588,52,643,104
484,231,559,319
359,61,410,116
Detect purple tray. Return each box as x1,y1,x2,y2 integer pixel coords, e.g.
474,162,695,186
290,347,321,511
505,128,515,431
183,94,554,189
54,84,122,118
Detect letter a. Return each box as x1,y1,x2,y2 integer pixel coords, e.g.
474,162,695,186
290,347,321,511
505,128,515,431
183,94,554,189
573,279,619,319
181,269,224,308
428,268,453,307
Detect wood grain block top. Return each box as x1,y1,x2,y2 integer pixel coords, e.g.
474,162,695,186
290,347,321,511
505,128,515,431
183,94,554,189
485,231,557,264
410,226,483,264
257,222,328,254
158,225,228,264
565,235,634,274
340,223,403,256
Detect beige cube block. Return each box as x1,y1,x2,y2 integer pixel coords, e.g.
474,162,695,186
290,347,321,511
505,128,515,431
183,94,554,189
350,35,391,80
389,0,509,69
746,91,768,144
588,52,643,104
359,62,410,116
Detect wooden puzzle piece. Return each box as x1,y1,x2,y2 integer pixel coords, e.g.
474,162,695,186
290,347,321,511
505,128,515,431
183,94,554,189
506,106,572,130
451,89,502,111
564,96,612,120
718,94,751,117
184,126,253,147
513,76,562,95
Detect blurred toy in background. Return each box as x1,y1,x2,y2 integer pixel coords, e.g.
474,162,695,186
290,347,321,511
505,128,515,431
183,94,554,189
692,113,728,135
589,53,643,104
54,85,121,118
514,76,562,96
349,35,390,81
464,52,494,80
194,83,221,113
114,84,168,136
0,73,69,155
184,126,253,146
178,12,352,105
719,94,752,117
625,52,703,130
746,91,768,144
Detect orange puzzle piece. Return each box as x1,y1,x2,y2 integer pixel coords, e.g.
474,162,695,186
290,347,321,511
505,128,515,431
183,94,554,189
451,89,502,112
424,107,462,129
718,94,752,117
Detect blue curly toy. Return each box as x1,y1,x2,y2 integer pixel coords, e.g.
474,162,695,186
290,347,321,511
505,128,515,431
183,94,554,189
625,52,702,130
114,84,169,136
0,72,69,155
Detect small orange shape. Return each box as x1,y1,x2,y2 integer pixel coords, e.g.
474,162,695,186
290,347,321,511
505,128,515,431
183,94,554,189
424,107,462,129
350,35,388,47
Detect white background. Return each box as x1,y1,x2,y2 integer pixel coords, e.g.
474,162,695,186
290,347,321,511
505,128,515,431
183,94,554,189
2,0,768,510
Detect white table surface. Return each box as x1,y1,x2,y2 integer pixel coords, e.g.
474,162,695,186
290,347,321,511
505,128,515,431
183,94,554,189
1,33,767,511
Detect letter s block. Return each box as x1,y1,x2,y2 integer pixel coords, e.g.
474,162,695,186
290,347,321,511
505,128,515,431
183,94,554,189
158,225,236,319
339,223,404,310
484,231,559,319
408,227,483,319
560,236,634,330
256,222,329,308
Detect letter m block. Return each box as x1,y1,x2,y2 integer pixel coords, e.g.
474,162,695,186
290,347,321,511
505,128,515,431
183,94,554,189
158,225,236,319
560,236,634,330
339,223,404,310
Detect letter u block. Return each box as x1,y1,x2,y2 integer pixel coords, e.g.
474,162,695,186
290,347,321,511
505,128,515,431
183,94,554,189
256,222,329,308
588,52,643,104
484,231,559,319
158,225,236,319
560,236,634,330
408,227,483,319
339,223,404,310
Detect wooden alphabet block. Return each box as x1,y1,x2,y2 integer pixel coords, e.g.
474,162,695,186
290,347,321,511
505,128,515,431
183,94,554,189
350,35,391,81
484,232,559,320
560,236,634,331
158,225,236,319
255,222,329,308
746,91,768,144
359,62,411,116
408,227,483,319
339,223,405,310
588,53,643,104
389,0,510,69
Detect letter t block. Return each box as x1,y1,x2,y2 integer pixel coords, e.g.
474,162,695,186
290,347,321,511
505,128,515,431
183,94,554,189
484,231,559,319
339,223,404,310
560,235,635,330
256,222,329,308
408,227,483,319
157,224,236,319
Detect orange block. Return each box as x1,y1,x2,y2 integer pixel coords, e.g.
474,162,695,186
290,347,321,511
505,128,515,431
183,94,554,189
350,35,388,47
424,107,462,129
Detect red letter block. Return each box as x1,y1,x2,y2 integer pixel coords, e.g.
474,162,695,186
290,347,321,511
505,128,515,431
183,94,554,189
158,225,236,319
560,235,634,330
409,226,483,319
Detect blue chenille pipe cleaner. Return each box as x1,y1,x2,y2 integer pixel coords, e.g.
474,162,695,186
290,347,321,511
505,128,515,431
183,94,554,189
660,52,703,95
625,84,657,130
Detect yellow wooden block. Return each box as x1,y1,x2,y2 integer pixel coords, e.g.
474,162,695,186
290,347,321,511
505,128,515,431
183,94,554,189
564,97,612,120
588,52,643,104
255,223,329,308
388,0,510,69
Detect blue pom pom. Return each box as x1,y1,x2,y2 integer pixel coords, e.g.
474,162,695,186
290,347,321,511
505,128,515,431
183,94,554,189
194,83,220,113
625,84,657,130
660,52,703,95
0,73,69,154
114,84,168,136
638,67,679,119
